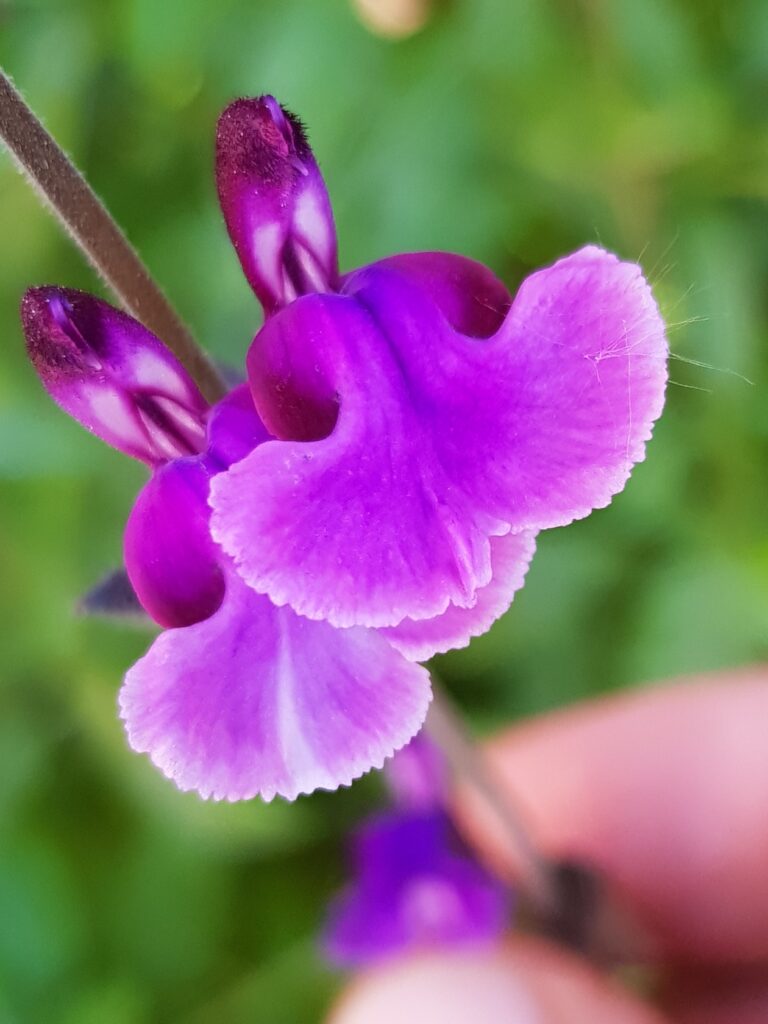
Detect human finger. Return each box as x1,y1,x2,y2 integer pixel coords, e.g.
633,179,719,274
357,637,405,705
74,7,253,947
328,938,668,1024
458,669,768,963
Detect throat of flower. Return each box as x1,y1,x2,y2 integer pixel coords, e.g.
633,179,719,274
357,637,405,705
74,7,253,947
281,237,335,302
133,392,207,462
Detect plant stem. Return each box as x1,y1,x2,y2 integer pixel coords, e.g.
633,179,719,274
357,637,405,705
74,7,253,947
426,683,653,964
426,685,559,915
0,69,226,403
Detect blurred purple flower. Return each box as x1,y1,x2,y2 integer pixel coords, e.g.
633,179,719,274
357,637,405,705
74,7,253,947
323,738,508,966
324,810,509,967
19,95,667,802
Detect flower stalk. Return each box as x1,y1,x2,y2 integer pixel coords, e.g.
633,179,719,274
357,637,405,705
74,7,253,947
425,687,558,914
0,69,226,403
426,688,654,963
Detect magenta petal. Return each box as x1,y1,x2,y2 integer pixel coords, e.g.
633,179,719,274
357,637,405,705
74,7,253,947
205,383,272,467
211,293,496,628
244,291,340,442
355,251,510,338
347,245,669,534
21,288,207,464
381,532,537,662
479,245,669,530
216,96,338,315
124,459,225,629
119,567,432,802
212,246,666,629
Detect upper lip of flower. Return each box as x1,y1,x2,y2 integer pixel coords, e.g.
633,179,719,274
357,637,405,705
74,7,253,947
215,95,339,314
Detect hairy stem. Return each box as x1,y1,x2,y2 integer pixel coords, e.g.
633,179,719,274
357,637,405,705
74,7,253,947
427,684,653,964
426,686,559,914
0,69,226,403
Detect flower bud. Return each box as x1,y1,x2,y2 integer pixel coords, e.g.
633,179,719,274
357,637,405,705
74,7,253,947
21,287,208,465
216,96,338,315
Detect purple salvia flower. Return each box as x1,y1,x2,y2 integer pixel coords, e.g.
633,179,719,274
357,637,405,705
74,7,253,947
209,97,669,633
19,95,667,802
323,739,508,966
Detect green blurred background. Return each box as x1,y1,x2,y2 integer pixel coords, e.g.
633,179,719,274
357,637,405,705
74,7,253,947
0,0,766,1020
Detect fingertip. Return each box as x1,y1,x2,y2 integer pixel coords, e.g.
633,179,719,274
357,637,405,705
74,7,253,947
328,938,667,1024
457,670,768,962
